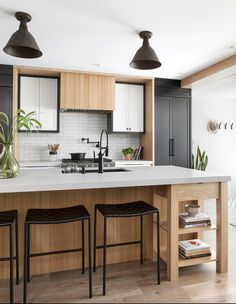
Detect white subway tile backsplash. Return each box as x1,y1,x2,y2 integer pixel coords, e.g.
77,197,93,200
19,113,139,161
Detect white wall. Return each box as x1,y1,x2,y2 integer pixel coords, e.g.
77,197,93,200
192,80,236,198
19,112,139,161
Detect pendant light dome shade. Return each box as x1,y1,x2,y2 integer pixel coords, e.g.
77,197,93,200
3,12,42,59
129,31,161,70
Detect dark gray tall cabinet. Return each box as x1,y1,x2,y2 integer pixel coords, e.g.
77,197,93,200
0,65,13,124
155,78,191,168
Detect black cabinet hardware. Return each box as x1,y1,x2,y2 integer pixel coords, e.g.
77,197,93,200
169,139,174,156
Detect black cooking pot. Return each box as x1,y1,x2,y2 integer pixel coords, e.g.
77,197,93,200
70,153,86,160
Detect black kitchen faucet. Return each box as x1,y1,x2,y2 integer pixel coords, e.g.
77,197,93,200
97,129,109,173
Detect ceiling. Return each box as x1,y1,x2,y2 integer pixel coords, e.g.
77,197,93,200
0,0,236,79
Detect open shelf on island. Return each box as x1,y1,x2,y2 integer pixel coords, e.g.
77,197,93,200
159,221,216,235
179,223,216,234
178,249,216,268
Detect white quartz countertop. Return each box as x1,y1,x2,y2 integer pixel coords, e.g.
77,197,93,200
0,166,230,194
114,160,153,166
20,160,61,168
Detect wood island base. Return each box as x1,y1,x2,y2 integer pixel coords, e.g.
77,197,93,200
0,182,228,282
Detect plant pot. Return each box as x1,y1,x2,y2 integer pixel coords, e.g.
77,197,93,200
0,144,19,179
49,152,58,162
124,154,133,160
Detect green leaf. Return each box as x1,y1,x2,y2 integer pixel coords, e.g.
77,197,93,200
21,123,31,131
30,118,42,128
0,112,9,126
0,132,6,144
195,151,199,169
191,154,194,169
201,151,205,160
16,109,26,115
204,156,208,171
197,146,201,159
25,111,36,118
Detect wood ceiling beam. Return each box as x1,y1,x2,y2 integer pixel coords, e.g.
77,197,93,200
181,54,236,88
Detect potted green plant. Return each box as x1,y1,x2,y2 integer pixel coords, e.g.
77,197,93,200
191,146,208,171
0,109,41,178
122,147,135,160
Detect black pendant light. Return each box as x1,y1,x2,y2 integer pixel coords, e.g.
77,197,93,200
129,31,161,70
3,12,42,59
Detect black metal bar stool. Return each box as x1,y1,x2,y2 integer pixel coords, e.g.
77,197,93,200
93,201,160,296
23,205,92,303
0,210,19,304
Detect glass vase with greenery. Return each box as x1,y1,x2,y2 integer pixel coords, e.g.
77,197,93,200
0,109,41,178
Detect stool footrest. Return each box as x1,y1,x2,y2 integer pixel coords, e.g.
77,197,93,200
0,256,17,262
30,247,83,258
96,240,141,249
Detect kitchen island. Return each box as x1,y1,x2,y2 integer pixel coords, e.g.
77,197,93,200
0,166,230,282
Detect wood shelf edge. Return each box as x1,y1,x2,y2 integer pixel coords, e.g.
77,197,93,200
156,220,217,235
179,223,216,234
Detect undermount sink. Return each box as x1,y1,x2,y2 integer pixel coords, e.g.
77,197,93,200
61,167,130,174
83,168,130,173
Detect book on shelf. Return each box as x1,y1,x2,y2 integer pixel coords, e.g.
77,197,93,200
179,212,212,229
179,239,212,260
180,223,211,228
179,239,210,253
180,222,211,228
133,148,138,160
179,252,212,260
133,146,144,160
179,248,211,257
179,212,211,223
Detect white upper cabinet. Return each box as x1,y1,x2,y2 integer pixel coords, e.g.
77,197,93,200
111,83,144,133
113,83,129,132
39,78,58,131
19,76,59,132
128,84,144,132
20,77,39,115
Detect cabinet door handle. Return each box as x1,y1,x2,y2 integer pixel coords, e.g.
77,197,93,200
169,139,174,156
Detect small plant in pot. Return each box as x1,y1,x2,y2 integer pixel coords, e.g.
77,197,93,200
0,109,41,178
192,146,208,171
48,144,59,161
122,147,134,160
